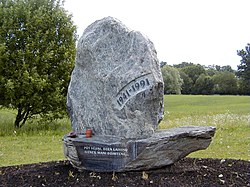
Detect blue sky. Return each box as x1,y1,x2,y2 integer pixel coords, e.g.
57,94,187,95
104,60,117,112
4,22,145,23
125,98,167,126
64,0,250,70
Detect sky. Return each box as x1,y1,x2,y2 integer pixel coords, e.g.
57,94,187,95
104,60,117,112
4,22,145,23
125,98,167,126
64,0,250,70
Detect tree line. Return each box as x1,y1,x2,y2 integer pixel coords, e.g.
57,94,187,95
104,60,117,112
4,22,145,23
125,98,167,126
161,45,250,96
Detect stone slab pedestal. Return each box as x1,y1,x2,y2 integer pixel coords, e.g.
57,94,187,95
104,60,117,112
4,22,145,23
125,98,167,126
63,126,216,172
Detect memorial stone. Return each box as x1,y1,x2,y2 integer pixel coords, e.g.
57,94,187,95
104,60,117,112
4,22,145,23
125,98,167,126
63,17,216,172
67,16,164,139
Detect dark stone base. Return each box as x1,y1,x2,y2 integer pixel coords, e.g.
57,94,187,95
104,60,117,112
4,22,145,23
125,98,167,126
63,126,216,172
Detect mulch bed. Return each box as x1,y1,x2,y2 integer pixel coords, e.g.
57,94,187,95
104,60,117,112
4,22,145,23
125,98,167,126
0,158,249,187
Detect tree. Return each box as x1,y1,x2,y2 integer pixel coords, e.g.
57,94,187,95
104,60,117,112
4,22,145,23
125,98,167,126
161,65,183,94
160,61,167,68
181,64,206,84
237,43,250,95
212,72,238,95
0,0,77,128
193,74,214,95
178,70,193,94
178,64,205,94
220,65,234,73
206,68,218,76
173,62,194,68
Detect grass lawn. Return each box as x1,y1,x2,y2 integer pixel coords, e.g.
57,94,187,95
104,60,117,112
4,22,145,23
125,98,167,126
160,95,250,160
0,135,65,166
0,114,71,167
0,95,249,166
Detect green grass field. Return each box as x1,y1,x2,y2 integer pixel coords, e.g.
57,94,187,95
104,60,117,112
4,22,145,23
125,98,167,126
160,95,250,160
0,95,249,166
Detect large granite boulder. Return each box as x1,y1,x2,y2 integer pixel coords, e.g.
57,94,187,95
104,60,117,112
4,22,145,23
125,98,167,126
67,17,164,139
63,17,216,172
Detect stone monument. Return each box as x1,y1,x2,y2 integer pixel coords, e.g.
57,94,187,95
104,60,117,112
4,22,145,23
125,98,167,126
63,17,216,172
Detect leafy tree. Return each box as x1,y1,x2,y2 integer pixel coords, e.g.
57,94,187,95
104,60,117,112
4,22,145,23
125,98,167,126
206,68,218,76
215,65,221,71
220,65,235,73
237,43,250,95
160,61,167,68
173,62,194,68
181,64,206,84
205,65,234,77
178,70,193,94
177,64,205,94
161,65,183,94
212,72,238,95
194,74,214,95
0,0,77,128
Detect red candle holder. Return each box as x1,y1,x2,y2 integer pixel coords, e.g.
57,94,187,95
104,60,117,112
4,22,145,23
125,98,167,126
85,129,92,138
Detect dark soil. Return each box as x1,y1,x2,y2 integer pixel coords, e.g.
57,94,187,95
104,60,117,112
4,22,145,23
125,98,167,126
0,158,249,187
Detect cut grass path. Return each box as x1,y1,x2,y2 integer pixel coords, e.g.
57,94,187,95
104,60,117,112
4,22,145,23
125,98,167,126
0,95,249,166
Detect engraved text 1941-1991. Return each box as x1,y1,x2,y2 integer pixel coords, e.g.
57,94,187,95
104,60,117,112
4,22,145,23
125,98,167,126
115,74,152,109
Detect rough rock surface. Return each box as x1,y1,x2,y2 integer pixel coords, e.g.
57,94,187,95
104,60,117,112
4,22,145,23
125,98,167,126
63,126,216,172
67,17,164,139
124,126,216,171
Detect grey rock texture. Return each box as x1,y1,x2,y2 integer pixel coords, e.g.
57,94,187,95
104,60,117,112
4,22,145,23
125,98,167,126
124,126,216,171
67,17,164,139
63,126,216,172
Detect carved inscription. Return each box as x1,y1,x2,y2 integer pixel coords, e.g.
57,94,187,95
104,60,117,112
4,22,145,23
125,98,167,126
83,145,128,157
115,73,153,109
